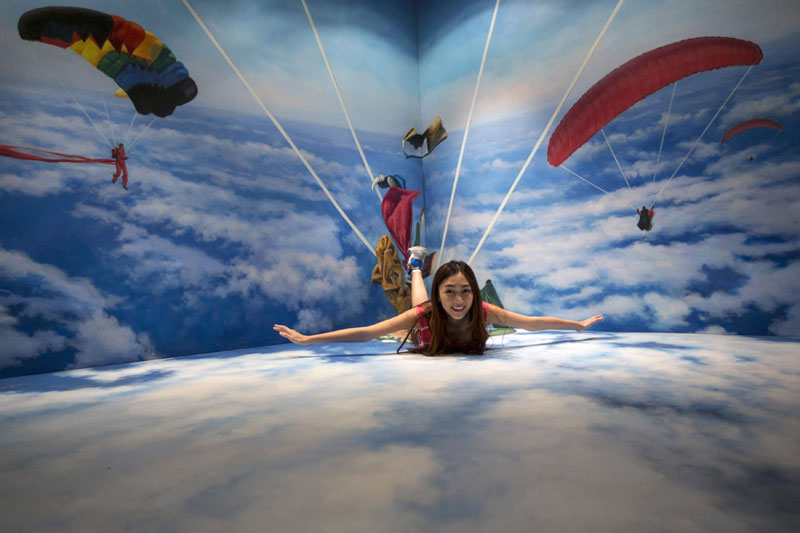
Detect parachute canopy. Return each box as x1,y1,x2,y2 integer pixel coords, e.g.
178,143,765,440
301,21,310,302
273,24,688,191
18,6,197,117
547,37,763,167
721,118,783,143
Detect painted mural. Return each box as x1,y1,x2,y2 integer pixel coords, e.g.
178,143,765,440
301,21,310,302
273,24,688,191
417,0,800,338
0,0,423,377
1,0,799,378
2,331,799,530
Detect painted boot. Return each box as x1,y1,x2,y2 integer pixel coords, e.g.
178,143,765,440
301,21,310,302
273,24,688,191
407,246,426,278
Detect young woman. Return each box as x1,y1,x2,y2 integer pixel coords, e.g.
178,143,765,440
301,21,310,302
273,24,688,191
273,253,603,355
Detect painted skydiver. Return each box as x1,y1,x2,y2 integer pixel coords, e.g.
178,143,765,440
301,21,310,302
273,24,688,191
111,143,129,190
636,206,655,231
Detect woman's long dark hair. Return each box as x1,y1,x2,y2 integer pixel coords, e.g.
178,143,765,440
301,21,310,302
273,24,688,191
417,260,488,356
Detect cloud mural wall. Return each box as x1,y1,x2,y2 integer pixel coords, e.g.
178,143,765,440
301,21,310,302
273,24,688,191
417,0,800,338
1,0,799,378
0,0,422,378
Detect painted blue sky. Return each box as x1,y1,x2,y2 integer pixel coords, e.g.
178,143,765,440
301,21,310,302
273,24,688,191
418,0,800,125
0,0,425,377
0,81,422,377
417,0,800,336
0,0,421,132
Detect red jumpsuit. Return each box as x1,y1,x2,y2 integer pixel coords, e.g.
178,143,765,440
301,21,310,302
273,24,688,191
112,146,129,188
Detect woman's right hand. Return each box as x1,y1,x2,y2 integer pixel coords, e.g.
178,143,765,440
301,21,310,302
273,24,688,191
273,324,310,345
577,315,604,331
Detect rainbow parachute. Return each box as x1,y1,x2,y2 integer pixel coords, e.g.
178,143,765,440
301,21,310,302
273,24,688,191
18,6,197,117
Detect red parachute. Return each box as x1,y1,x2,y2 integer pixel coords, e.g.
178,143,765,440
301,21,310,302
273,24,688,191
547,37,763,167
381,187,420,263
721,118,783,143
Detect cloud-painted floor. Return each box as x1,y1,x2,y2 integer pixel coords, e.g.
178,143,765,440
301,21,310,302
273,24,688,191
1,331,798,532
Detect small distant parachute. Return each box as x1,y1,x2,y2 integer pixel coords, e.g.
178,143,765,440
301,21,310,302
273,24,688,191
403,116,447,158
18,6,197,117
721,118,783,143
547,37,763,167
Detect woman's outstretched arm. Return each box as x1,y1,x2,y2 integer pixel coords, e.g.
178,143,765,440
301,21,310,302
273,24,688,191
274,308,420,345
487,304,603,332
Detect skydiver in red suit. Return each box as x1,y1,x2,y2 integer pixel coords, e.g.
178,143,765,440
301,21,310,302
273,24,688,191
111,143,129,190
637,205,655,231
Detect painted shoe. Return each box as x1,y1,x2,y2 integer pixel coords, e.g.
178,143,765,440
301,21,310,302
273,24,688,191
407,246,427,275
372,174,407,190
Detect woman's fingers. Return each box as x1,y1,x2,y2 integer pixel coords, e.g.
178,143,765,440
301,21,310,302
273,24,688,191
274,324,305,345
274,325,292,338
580,315,604,329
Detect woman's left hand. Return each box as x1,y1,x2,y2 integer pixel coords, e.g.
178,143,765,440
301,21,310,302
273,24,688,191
578,315,603,331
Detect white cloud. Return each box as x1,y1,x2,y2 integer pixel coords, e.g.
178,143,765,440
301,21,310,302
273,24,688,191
589,294,641,319
226,252,365,315
0,306,66,367
72,202,369,321
70,311,156,368
0,247,114,312
476,157,524,173
696,325,734,335
112,224,230,301
721,84,800,127
0,246,154,370
294,308,334,334
0,168,75,197
540,267,596,289
643,292,691,329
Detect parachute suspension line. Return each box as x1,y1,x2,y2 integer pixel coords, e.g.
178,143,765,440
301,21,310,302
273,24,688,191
561,165,633,211
601,129,632,192
437,0,500,269
29,44,112,148
58,80,113,148
652,82,677,184
123,112,137,146
100,87,117,146
300,0,382,204
468,0,625,265
651,64,754,208
182,0,375,256
126,116,157,153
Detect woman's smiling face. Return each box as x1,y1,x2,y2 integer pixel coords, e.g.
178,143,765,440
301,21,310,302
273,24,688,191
437,272,473,321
